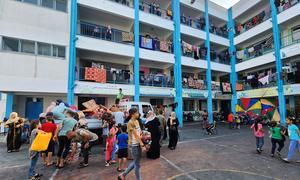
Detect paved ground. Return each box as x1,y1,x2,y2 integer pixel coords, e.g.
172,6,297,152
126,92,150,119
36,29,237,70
0,122,299,180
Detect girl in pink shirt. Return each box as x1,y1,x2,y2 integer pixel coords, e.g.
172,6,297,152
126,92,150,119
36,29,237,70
251,118,264,153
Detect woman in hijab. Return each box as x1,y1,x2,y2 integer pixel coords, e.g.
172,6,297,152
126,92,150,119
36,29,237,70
5,112,24,153
144,111,161,159
167,112,179,150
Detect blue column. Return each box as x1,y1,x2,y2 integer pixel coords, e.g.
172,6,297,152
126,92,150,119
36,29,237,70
67,0,77,105
172,0,183,126
134,0,140,102
204,0,213,124
228,8,237,115
5,93,13,118
270,0,286,125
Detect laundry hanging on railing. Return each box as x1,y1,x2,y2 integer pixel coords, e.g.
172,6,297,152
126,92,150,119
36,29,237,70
160,41,169,52
182,41,193,54
258,75,270,85
140,36,154,50
84,67,106,83
122,32,134,42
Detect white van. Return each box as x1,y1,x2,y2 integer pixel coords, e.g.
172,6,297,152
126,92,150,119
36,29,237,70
118,101,154,118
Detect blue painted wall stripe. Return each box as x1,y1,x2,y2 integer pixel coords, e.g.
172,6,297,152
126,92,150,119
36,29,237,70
228,8,237,115
5,93,13,118
172,0,183,126
204,0,213,124
134,0,140,102
270,0,286,125
67,0,77,105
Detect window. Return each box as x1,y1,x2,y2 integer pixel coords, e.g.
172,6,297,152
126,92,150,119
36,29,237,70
38,42,51,56
2,37,19,52
20,40,35,54
53,45,65,58
41,0,54,8
292,26,300,41
56,0,67,12
23,0,38,5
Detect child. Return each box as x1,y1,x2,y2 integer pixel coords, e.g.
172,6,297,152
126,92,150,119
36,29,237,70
269,121,285,157
105,132,114,167
102,119,109,149
116,125,128,172
251,117,264,153
28,121,42,180
235,115,241,129
283,116,300,162
109,121,118,164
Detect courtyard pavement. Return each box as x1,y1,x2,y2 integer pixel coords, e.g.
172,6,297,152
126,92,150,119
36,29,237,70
0,122,299,180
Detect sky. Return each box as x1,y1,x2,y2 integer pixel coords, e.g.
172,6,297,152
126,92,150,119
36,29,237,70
210,0,241,9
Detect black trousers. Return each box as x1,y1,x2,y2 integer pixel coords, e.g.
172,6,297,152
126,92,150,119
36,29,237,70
271,138,284,154
57,136,71,159
81,141,96,164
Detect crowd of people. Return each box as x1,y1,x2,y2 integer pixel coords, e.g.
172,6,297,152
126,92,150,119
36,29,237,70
2,96,300,179
2,95,179,180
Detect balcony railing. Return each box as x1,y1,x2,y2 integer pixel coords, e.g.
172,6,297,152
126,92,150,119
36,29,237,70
139,1,172,21
180,16,228,38
79,21,134,45
182,78,221,91
108,0,133,8
140,74,174,88
235,1,299,37
77,67,174,88
237,78,295,91
277,0,299,14
235,9,271,36
237,32,300,63
182,45,230,65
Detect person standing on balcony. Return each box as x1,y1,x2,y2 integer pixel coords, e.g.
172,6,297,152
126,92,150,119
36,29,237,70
115,88,124,105
106,26,112,40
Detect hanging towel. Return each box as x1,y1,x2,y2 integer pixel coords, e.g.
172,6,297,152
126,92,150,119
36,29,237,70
236,50,244,59
248,47,254,53
259,75,269,85
95,68,107,83
122,32,134,42
85,67,97,81
160,41,169,52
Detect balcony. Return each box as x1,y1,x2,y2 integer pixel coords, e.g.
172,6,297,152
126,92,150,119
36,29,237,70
236,33,300,72
234,1,300,44
77,66,174,88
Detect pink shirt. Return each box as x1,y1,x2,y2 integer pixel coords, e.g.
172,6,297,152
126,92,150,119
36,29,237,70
109,127,117,142
251,123,264,137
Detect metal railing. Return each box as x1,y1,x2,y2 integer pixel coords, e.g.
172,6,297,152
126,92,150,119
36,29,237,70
139,1,172,20
281,31,300,48
182,79,221,91
139,36,173,53
277,0,300,14
140,74,174,87
238,32,300,63
181,46,231,65
77,67,132,84
108,0,133,8
79,21,134,45
180,16,228,38
77,67,174,88
235,10,271,36
237,79,295,91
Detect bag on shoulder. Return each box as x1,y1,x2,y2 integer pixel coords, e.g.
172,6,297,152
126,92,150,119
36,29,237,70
31,132,52,151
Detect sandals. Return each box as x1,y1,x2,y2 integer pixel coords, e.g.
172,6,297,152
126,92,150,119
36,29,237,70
78,163,88,169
